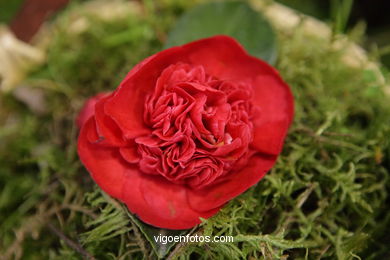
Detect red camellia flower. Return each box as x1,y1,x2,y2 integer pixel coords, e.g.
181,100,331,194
77,36,294,229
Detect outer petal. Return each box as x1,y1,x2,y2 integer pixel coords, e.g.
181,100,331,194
182,36,272,81
187,153,276,212
78,117,127,199
94,95,127,147
251,74,294,155
76,92,109,128
122,171,220,230
104,52,181,139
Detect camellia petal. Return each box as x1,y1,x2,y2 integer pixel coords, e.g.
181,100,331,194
76,92,109,128
182,36,270,81
78,118,127,200
121,171,220,230
251,74,294,155
104,50,184,140
187,153,277,212
94,95,127,147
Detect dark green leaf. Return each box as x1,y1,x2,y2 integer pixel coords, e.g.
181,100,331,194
165,1,277,64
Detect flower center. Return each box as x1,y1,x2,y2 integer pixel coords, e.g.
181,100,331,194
135,63,256,189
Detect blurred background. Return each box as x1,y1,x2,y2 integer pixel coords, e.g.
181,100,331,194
1,0,389,67
277,0,390,67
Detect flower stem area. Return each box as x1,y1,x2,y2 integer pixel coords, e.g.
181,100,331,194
1,0,389,259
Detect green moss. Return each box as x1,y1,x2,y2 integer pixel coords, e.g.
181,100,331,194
0,0,389,259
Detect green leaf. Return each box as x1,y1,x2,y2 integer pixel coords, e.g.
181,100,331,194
123,206,190,259
165,1,277,64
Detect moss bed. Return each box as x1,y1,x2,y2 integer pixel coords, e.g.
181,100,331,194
1,0,389,259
